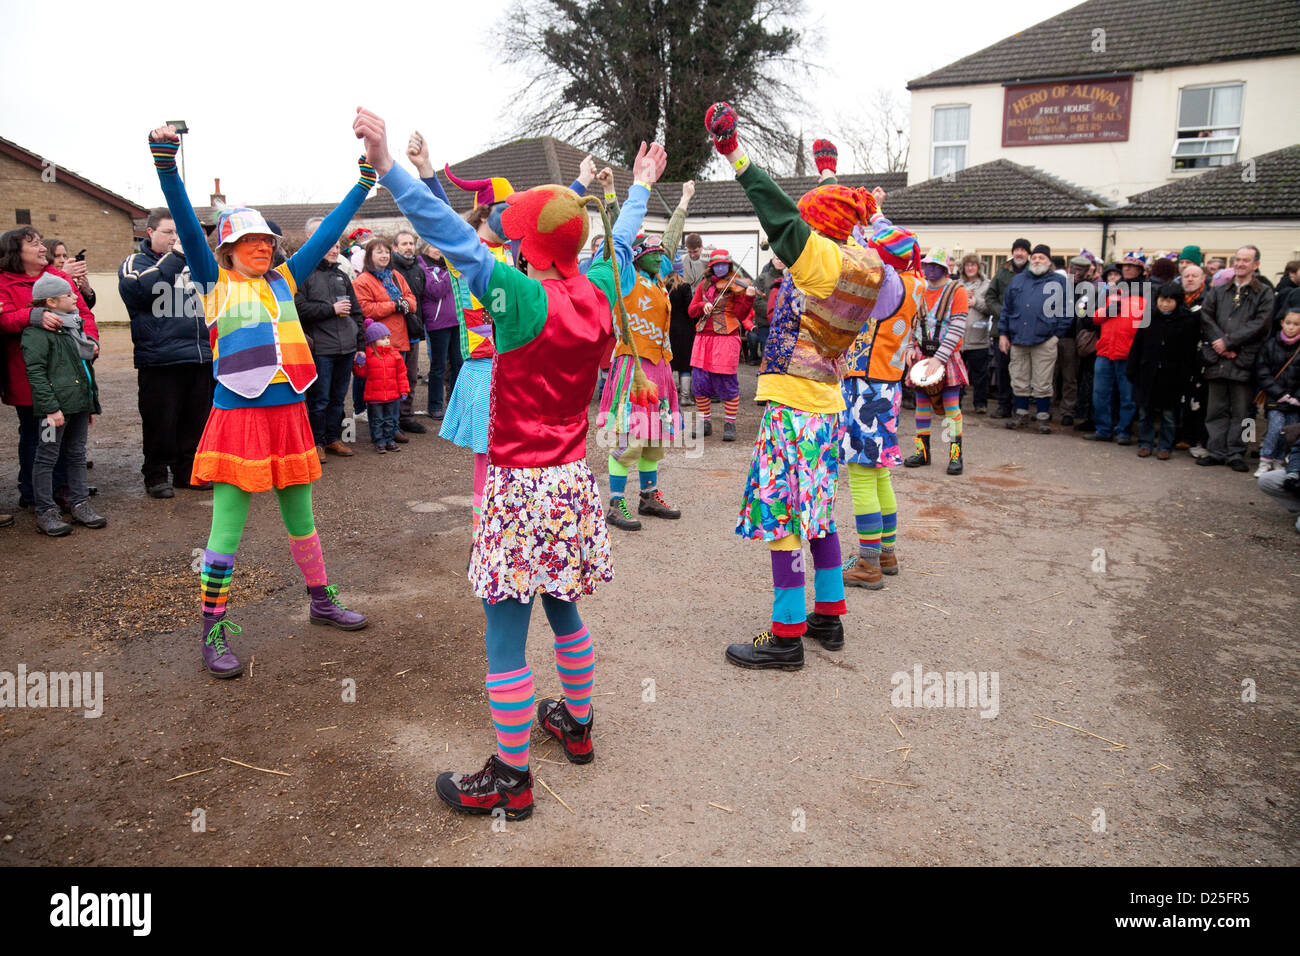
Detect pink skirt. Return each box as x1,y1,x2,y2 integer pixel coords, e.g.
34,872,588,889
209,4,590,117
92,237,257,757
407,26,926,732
595,354,681,442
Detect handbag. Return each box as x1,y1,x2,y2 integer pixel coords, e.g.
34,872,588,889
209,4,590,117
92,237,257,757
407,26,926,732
1075,327,1098,357
1254,342,1300,406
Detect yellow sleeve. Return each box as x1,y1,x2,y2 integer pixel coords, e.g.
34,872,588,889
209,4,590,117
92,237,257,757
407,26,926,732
787,231,843,301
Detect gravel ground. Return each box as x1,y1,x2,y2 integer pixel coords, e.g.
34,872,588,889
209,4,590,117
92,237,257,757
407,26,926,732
1,325,1296,866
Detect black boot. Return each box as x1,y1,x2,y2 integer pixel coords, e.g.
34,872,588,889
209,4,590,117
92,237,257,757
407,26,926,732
946,437,963,475
606,496,642,531
804,612,844,651
903,434,930,467
722,421,736,442
725,631,805,670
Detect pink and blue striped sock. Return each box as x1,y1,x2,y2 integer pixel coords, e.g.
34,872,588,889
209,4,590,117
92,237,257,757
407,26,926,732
554,628,595,724
486,666,534,769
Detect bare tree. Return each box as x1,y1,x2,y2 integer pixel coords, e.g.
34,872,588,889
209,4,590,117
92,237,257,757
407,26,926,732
834,88,910,173
498,0,814,181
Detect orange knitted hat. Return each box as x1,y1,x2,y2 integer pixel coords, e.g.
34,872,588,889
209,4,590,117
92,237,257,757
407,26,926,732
797,185,878,242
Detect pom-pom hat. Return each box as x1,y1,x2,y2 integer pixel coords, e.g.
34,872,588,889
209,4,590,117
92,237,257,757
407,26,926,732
498,184,591,278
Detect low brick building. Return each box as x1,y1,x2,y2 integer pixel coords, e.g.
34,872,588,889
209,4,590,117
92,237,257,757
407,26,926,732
0,135,148,275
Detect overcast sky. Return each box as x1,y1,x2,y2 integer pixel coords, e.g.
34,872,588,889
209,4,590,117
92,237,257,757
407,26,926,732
1,0,1081,208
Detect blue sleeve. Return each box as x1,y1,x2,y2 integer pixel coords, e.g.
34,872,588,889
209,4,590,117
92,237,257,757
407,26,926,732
381,164,496,300
569,178,585,195
156,168,217,289
584,183,648,304
421,174,450,205
288,180,371,287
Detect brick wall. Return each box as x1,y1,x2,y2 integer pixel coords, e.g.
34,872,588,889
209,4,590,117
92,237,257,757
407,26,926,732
0,153,140,275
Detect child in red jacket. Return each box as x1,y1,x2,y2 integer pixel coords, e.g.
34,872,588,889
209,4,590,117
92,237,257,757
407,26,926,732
354,321,408,452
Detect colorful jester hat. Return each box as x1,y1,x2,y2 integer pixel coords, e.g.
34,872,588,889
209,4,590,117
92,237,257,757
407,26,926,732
444,165,515,208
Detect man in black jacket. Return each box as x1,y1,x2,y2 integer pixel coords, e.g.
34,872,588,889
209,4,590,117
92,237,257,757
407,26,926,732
985,238,1030,418
295,230,364,460
117,207,213,498
390,230,427,433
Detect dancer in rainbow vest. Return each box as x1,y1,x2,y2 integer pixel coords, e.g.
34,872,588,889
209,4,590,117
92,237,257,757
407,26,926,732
147,123,373,680
597,180,696,531
702,107,905,671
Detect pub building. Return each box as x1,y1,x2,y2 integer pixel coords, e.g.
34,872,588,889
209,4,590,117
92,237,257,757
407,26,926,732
901,0,1300,274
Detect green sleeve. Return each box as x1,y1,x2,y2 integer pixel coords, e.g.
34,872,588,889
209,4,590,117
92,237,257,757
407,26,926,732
736,164,811,269
21,329,56,415
585,257,619,317
660,206,687,260
484,259,549,354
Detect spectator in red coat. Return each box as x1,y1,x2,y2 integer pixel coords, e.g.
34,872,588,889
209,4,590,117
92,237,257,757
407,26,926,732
1,227,99,511
353,321,408,453
1084,283,1143,444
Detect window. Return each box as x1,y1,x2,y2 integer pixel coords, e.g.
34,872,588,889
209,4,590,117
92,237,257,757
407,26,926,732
15,209,31,225
932,106,970,178
1172,83,1242,170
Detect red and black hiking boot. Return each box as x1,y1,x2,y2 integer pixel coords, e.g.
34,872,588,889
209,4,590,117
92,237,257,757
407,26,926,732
435,754,534,820
638,488,681,519
537,697,594,764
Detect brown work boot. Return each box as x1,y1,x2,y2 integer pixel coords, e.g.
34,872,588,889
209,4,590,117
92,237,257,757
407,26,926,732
842,554,884,590
880,548,899,576
324,441,354,457
316,445,326,463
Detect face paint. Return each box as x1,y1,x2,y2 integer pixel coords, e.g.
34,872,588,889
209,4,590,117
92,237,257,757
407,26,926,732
712,263,729,278
639,252,662,275
233,235,275,275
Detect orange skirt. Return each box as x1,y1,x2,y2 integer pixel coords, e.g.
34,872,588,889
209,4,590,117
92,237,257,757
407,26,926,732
191,401,322,492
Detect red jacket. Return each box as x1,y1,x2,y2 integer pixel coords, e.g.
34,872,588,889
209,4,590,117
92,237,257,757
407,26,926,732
1094,292,1143,360
354,343,408,403
0,266,98,407
353,270,417,351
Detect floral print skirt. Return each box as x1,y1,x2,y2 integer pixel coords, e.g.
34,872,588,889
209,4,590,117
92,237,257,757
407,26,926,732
470,459,614,603
735,402,842,543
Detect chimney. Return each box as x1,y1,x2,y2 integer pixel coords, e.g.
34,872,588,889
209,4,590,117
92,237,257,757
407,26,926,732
211,178,226,207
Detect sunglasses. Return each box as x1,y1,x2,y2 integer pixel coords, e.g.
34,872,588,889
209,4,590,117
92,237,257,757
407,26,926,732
236,235,275,249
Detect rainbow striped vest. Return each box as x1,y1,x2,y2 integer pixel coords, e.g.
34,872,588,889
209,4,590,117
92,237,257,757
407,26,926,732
202,264,317,399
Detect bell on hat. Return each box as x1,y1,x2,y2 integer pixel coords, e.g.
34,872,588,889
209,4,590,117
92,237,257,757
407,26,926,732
214,207,279,249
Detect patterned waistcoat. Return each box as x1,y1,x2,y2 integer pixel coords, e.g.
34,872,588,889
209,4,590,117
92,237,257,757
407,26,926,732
204,265,316,398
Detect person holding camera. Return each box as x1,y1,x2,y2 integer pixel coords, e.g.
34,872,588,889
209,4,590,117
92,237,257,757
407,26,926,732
352,237,418,443
46,241,96,309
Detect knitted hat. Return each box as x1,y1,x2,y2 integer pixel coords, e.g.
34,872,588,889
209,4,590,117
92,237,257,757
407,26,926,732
1012,238,1031,254
1101,262,1122,279
215,207,277,249
31,272,73,302
499,184,590,278
1155,281,1183,301
1031,243,1052,258
365,321,391,344
858,221,921,274
812,138,838,175
707,249,734,270
1121,250,1147,266
445,165,515,208
797,184,877,242
1178,244,1203,265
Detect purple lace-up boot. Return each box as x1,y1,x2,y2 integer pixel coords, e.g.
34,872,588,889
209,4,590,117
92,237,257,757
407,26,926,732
202,616,245,678
308,585,367,630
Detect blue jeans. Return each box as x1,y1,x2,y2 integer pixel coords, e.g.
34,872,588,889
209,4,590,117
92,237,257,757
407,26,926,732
16,404,67,503
425,327,462,415
34,410,89,514
1262,408,1300,460
1092,357,1135,438
1138,406,1176,451
368,400,398,446
307,352,355,445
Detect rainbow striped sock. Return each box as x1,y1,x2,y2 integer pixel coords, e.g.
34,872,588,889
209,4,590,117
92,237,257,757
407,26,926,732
486,666,535,769
943,388,963,438
201,549,235,618
915,407,932,437
809,535,846,615
472,452,488,532
554,628,595,724
855,511,883,559
881,513,898,551
288,531,327,587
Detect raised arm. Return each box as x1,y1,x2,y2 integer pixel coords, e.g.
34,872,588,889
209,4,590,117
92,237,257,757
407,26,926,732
148,128,217,289
288,158,376,286
406,129,451,204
